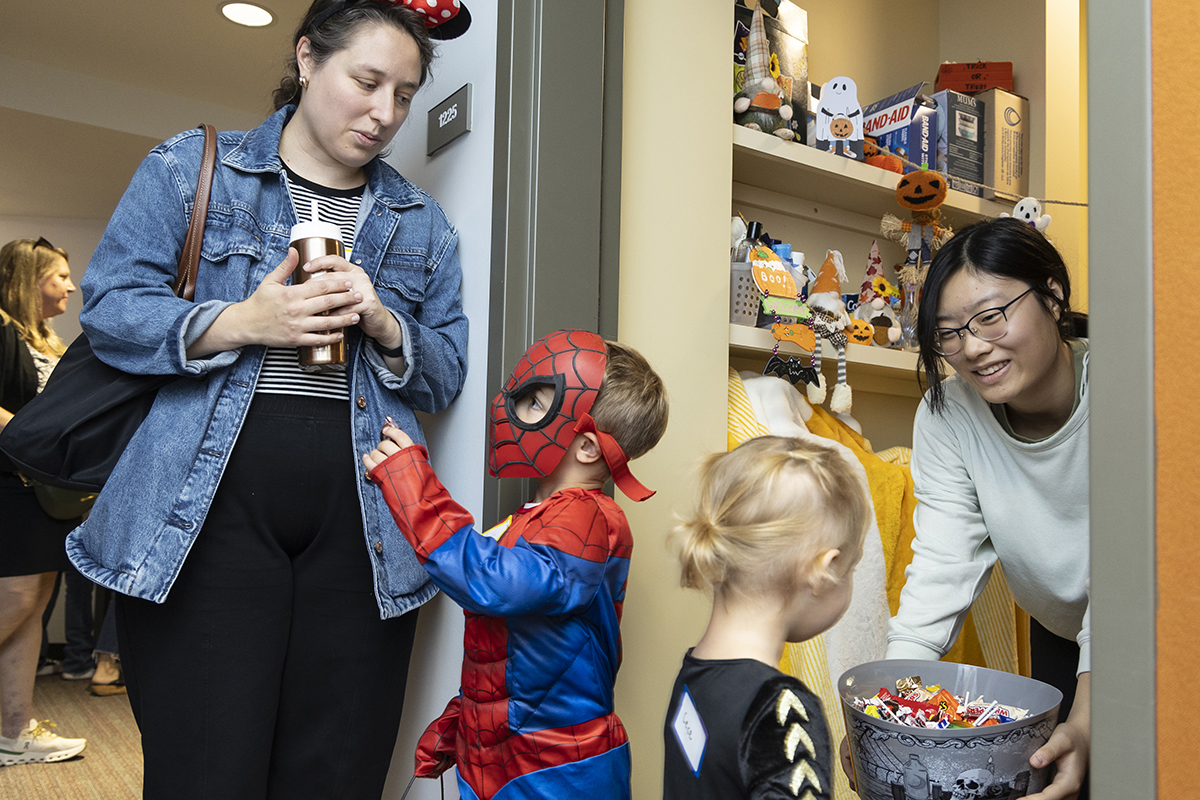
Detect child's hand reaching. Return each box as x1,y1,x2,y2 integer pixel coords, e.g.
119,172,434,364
362,417,416,473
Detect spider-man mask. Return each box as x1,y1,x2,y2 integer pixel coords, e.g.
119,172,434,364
488,330,654,501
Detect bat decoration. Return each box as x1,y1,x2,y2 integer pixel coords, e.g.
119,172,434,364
763,355,820,388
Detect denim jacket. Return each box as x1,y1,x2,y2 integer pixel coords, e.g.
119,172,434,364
66,106,468,618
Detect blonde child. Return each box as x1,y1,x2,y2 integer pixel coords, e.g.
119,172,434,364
664,436,871,800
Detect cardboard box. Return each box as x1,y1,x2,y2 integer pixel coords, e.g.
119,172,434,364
979,88,1030,201
935,61,1014,93
932,89,985,197
862,83,938,173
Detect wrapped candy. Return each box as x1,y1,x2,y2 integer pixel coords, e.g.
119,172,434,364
849,676,1029,729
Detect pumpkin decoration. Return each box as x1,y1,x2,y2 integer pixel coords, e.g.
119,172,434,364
848,318,875,345
880,168,954,268
894,169,949,210
865,138,905,174
829,116,855,139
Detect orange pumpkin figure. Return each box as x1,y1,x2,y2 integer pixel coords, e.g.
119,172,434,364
894,170,949,210
881,168,954,267
865,138,905,174
848,318,874,345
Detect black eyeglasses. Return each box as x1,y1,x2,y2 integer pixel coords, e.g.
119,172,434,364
931,286,1036,356
33,237,55,251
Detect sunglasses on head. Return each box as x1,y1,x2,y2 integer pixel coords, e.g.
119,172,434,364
33,237,55,251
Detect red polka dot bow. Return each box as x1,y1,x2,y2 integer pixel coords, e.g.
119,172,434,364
397,0,471,39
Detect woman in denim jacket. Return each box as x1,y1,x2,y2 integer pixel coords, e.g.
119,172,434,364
65,1,468,796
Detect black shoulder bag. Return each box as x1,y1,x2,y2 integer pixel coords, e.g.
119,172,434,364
0,124,217,493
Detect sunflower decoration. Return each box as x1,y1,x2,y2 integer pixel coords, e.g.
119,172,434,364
769,52,781,81
872,274,900,303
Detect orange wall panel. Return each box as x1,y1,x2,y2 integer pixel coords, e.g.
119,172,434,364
1153,0,1200,793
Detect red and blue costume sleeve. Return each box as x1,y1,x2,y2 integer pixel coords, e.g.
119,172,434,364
370,445,633,800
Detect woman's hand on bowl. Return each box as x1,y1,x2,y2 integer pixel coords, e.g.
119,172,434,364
1025,673,1090,800
838,736,856,791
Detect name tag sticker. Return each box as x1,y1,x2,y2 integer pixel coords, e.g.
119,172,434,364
672,686,707,777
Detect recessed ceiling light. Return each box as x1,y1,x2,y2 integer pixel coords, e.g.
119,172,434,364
221,3,273,27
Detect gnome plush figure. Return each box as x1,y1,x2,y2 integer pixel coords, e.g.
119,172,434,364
853,240,902,346
733,2,795,139
806,250,853,412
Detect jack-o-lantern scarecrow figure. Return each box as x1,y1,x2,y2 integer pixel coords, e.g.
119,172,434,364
881,168,955,266
733,2,795,140
806,250,854,413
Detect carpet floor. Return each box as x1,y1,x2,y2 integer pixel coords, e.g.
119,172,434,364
0,671,141,798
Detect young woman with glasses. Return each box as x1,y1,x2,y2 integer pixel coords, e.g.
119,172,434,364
888,217,1090,800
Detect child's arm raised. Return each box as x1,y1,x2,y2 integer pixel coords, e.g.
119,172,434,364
366,432,622,617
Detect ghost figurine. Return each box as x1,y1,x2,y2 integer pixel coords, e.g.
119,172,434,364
1001,196,1052,237
816,76,863,159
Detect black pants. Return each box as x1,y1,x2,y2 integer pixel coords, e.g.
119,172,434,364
1030,618,1089,800
116,395,420,800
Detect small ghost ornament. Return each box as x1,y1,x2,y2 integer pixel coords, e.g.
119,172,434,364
1001,197,1052,234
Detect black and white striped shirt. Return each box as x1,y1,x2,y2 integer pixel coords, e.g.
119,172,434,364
255,167,364,400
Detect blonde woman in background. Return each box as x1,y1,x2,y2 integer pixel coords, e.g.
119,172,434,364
0,237,87,766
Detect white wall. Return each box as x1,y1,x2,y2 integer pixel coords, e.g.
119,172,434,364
377,9,498,799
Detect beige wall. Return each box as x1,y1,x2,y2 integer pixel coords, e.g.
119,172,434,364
939,0,1088,308
615,1,732,796
806,0,940,107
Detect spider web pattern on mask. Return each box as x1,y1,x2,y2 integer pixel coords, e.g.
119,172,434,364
489,330,607,478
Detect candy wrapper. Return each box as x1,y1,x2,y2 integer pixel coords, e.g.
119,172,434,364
850,675,1029,729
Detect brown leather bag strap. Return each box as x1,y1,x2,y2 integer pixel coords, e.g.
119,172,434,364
173,123,217,301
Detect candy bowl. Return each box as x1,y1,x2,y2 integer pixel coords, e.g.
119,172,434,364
838,659,1062,800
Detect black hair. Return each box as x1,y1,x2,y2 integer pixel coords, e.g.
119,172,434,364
917,216,1087,413
273,0,436,112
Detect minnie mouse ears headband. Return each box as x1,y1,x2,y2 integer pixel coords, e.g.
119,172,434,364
310,0,471,40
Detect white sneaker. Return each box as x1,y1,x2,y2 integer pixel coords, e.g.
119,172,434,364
0,719,87,766
35,658,62,677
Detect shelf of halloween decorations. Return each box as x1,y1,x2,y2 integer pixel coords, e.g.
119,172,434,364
728,323,926,399
729,237,950,401
732,125,1012,227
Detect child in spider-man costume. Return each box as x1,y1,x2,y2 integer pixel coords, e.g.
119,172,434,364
363,330,669,800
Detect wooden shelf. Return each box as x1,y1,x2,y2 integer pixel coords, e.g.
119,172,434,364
729,323,925,398
732,124,1012,229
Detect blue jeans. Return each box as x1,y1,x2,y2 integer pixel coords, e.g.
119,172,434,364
40,567,120,673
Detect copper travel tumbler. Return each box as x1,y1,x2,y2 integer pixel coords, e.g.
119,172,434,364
289,220,347,371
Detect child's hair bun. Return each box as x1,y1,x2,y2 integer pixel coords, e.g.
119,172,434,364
675,517,728,589
671,436,871,598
